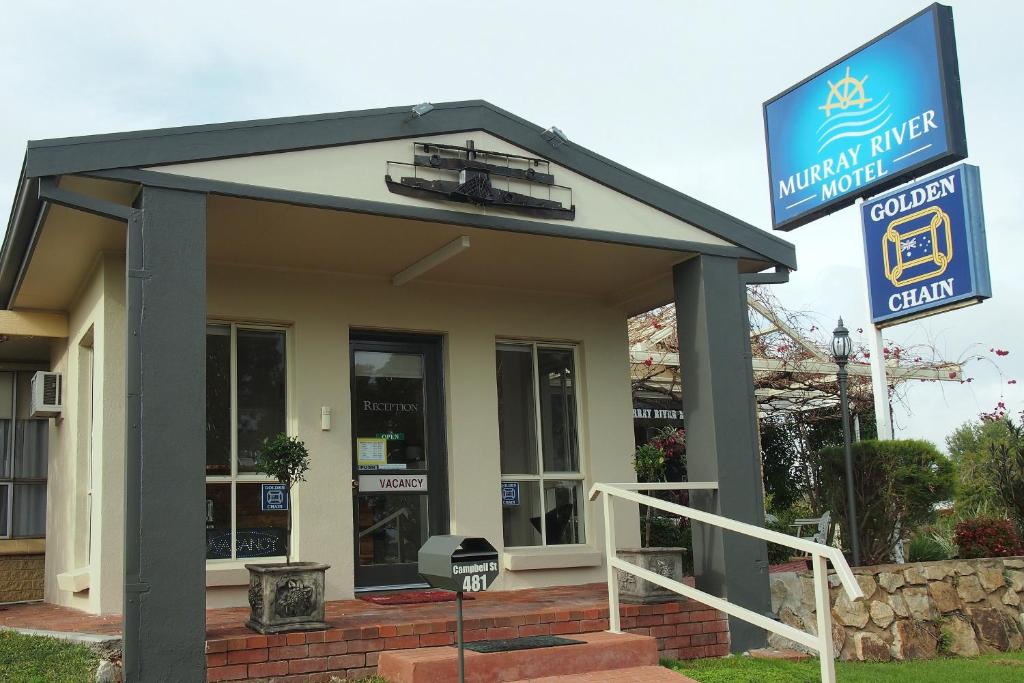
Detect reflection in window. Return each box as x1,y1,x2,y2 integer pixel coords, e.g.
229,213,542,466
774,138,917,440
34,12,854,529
353,352,428,471
0,371,48,539
204,325,289,560
357,494,429,566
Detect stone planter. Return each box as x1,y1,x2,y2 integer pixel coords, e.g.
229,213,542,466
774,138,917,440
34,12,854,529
246,562,330,634
616,547,687,604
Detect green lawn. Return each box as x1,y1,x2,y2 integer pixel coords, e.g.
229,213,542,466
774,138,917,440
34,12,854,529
666,651,1024,682
0,630,98,682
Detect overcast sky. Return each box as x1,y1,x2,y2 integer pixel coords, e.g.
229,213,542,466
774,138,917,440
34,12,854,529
1,1,1019,450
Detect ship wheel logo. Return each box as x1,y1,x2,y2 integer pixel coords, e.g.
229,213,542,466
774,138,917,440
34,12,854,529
819,66,872,117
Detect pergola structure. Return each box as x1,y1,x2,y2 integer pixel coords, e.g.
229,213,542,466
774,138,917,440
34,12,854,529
630,289,964,423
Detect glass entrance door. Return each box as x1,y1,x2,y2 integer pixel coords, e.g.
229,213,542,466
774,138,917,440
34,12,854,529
350,333,448,589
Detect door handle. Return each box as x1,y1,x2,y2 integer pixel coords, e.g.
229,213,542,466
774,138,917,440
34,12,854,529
352,479,359,491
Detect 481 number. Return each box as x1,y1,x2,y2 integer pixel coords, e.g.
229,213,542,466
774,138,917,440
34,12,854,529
462,574,488,592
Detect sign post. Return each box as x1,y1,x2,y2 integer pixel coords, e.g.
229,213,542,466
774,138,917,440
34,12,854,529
418,535,500,683
867,326,894,440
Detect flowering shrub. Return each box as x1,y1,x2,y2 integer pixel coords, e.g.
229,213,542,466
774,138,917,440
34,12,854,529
651,427,686,462
953,517,1024,559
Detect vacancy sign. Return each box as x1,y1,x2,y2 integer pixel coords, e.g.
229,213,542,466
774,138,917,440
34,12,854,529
764,4,967,230
861,164,990,327
359,474,428,492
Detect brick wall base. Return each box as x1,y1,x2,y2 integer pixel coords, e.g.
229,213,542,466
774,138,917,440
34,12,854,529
0,554,44,603
206,600,729,682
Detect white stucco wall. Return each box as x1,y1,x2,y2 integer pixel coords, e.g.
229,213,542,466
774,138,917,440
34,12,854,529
45,253,125,614
203,262,641,607
152,131,731,248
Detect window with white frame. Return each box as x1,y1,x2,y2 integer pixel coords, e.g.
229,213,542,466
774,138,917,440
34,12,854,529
496,342,585,547
0,371,48,540
205,323,290,561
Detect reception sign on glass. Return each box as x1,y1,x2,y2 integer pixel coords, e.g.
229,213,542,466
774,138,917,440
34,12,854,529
764,3,967,230
861,163,990,327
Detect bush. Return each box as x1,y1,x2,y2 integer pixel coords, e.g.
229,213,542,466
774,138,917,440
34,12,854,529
907,532,952,562
954,517,1024,559
811,439,954,566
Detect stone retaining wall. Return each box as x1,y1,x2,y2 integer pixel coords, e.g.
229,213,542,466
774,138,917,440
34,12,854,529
0,554,44,603
770,556,1024,661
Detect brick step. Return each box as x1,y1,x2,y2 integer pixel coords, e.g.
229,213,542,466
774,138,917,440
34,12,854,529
377,631,657,683
512,665,698,682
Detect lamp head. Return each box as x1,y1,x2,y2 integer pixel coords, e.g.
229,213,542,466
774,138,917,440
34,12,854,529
831,317,852,364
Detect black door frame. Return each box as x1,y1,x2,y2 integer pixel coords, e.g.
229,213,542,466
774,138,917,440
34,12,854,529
349,330,449,589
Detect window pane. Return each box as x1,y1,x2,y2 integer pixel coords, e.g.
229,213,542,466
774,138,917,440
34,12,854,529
206,325,231,476
353,351,427,471
205,483,232,559
543,480,585,545
236,483,289,559
357,493,428,566
0,484,9,537
496,344,538,475
14,421,47,479
502,480,542,547
0,420,11,479
12,483,45,537
0,373,14,478
237,330,287,473
0,372,13,419
537,348,579,473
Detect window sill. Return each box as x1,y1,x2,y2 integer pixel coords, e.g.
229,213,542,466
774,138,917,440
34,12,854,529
57,566,90,593
502,546,602,571
206,559,283,587
0,538,46,556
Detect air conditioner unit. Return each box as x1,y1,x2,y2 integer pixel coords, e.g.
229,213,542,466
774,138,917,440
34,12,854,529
31,371,63,418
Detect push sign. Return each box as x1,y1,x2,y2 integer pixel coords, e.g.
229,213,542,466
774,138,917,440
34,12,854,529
418,535,499,593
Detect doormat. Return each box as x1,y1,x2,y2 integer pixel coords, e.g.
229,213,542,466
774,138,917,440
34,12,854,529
459,635,585,653
359,590,475,606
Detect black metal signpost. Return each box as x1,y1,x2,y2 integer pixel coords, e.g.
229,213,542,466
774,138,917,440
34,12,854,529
418,535,500,683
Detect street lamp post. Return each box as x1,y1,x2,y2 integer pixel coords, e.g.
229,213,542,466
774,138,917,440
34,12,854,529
832,318,861,567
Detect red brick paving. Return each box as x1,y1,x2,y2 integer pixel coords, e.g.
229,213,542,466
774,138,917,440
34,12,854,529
0,582,728,681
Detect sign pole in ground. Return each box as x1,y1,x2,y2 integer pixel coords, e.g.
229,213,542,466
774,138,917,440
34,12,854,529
456,590,465,683
868,325,894,440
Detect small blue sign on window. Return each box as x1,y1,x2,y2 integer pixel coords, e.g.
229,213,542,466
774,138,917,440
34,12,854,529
261,483,288,511
501,482,520,507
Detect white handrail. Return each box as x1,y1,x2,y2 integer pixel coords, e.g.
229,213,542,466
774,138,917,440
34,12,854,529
590,482,863,683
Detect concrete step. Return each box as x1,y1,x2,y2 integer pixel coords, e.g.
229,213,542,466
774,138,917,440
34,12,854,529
512,665,698,682
377,631,657,683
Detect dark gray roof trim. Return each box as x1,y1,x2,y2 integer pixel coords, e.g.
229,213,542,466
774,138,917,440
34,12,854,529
3,100,796,307
90,168,764,262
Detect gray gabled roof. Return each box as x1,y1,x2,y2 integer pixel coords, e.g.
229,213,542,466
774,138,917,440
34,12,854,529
1,100,796,306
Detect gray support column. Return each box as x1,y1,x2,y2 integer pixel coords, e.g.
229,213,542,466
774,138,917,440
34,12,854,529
124,187,207,681
673,255,770,653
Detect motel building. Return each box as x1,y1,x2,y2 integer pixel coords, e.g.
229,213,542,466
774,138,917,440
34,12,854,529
0,101,796,676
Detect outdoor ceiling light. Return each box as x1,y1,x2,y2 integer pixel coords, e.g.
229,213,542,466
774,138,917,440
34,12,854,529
541,126,569,147
831,318,852,366
410,102,435,117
